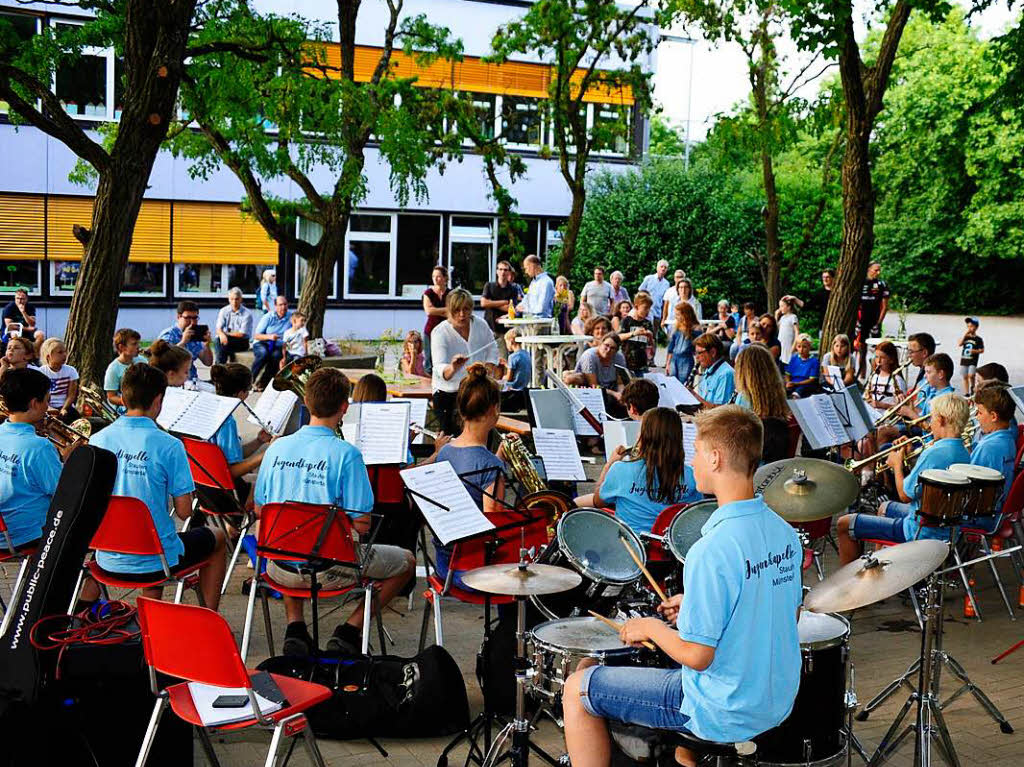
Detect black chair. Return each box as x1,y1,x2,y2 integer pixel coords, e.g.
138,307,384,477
659,729,757,767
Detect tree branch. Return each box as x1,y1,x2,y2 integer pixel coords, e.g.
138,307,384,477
186,40,279,64
278,137,328,216
865,0,911,119
370,0,403,86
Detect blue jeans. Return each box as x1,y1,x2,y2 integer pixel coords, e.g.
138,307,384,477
251,340,282,387
423,331,433,375
668,354,694,384
850,502,911,543
579,666,692,731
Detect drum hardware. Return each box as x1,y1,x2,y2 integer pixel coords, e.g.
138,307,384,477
844,436,926,474
619,533,668,603
754,458,860,523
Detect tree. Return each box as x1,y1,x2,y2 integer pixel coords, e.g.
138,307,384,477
0,1,202,385
648,113,687,155
489,0,668,276
174,1,461,335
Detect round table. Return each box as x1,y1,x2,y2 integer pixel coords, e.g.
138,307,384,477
516,334,592,387
497,316,558,336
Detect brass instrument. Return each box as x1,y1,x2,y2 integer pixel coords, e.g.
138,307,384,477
77,383,118,424
271,355,323,398
873,387,920,427
845,435,927,473
501,432,546,495
1,400,89,453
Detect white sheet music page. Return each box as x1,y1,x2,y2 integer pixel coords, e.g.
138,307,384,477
810,394,847,445
248,387,299,436
827,365,846,392
533,428,587,481
401,461,495,546
603,420,640,462
157,387,196,431
357,402,411,465
393,399,430,444
682,421,698,466
644,372,700,408
571,387,606,436
169,392,240,440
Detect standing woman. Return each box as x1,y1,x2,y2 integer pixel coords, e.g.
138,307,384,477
776,296,799,364
430,288,502,436
258,270,278,313
422,265,450,376
665,301,701,385
554,275,576,334
821,333,857,389
734,344,791,464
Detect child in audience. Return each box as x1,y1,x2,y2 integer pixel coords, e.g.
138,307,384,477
502,329,531,411
104,328,147,409
0,337,36,381
821,333,857,390
281,311,309,367
957,317,984,396
784,334,819,398
37,338,80,424
400,331,426,377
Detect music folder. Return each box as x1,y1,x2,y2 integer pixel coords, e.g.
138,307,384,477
788,384,873,450
157,387,240,440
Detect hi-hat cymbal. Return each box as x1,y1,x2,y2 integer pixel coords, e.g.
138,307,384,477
754,458,860,523
461,563,583,596
804,539,949,613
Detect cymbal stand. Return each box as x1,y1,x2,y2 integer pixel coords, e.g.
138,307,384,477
845,665,869,766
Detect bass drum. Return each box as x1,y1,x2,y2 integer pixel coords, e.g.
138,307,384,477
531,508,645,620
755,612,850,766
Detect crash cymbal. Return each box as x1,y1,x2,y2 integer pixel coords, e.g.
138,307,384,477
461,563,583,597
804,539,949,613
754,458,860,523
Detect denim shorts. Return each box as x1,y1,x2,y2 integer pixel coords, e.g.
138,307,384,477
849,502,911,543
579,665,692,732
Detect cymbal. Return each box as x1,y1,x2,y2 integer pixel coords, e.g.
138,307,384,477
804,539,949,613
461,563,583,596
754,458,860,523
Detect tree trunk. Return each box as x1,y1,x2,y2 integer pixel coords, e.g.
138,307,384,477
297,221,347,337
752,12,783,311
761,149,783,309
557,184,586,277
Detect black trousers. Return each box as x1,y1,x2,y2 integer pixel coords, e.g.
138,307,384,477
432,389,460,437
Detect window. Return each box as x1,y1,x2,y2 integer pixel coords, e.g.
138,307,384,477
0,14,38,115
501,96,544,148
174,263,262,297
51,262,165,296
467,93,497,141
52,21,116,121
294,218,338,299
0,261,40,295
497,217,540,264
396,215,441,298
592,103,631,155
345,214,392,297
545,218,566,257
449,216,495,295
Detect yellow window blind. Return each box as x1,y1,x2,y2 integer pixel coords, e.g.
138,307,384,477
171,202,278,265
0,194,45,260
46,196,171,262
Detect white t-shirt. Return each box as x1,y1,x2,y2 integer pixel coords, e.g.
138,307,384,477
38,363,79,409
283,326,309,357
777,314,798,360
430,316,499,393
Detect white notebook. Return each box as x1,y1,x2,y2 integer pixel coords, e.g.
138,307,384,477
157,388,240,440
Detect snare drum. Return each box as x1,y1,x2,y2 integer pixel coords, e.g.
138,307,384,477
918,469,970,525
527,617,647,703
665,500,718,564
755,612,850,766
531,508,646,620
948,463,1005,520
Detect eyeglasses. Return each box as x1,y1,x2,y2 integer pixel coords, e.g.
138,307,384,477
695,348,711,356
181,314,199,321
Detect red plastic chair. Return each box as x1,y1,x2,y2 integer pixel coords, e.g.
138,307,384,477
0,510,39,637
135,596,331,767
182,437,253,596
71,496,212,608
240,501,375,662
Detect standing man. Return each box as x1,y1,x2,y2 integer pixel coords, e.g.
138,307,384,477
856,262,890,378
480,260,523,355
515,254,555,319
609,270,630,308
638,259,671,336
251,295,292,391
213,287,254,364
581,266,615,317
157,300,212,382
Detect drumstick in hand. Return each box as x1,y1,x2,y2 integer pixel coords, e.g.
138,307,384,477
588,610,656,651
620,534,669,603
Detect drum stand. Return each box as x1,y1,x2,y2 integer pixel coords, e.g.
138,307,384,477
864,550,1016,767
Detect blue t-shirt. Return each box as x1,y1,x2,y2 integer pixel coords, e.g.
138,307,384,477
507,349,531,392
971,427,1016,514
677,496,802,742
436,444,504,510
638,274,670,320
90,417,195,573
918,385,955,417
785,354,820,396
254,425,373,518
157,326,206,381
599,457,700,535
902,437,971,541
211,415,244,464
103,356,149,412
254,310,293,344
0,421,61,546
698,359,735,405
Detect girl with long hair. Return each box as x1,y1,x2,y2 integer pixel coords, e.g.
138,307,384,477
208,363,271,481
821,333,856,389
665,301,701,384
734,344,790,464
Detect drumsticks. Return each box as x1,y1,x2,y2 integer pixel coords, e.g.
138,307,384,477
587,610,656,651
620,533,669,603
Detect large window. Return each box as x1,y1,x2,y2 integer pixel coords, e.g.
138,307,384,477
545,219,566,257
174,264,262,297
467,93,498,141
0,261,41,295
497,217,540,264
396,214,441,298
0,14,38,115
449,216,495,295
295,218,338,299
592,103,631,155
51,262,164,296
501,96,544,148
346,214,392,297
52,21,119,121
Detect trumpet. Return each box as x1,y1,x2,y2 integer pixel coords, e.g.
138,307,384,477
0,400,89,453
845,435,927,473
873,387,920,427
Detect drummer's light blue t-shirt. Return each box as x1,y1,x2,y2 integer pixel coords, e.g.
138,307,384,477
599,457,701,535
0,421,62,546
90,416,195,573
901,437,970,541
677,496,802,743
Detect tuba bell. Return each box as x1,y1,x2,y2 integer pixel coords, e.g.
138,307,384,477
271,355,323,398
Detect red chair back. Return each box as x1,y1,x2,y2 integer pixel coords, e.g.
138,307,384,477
448,512,549,573
0,510,13,555
648,503,687,562
1016,423,1024,456
137,596,249,688
368,466,406,505
90,496,165,557
1000,470,1024,525
182,437,236,492
258,502,359,565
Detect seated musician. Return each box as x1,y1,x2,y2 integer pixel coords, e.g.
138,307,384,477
620,378,659,420
563,406,802,767
836,393,971,565
856,340,907,465
970,364,1017,447
905,332,936,390
967,383,1017,532
576,407,701,535
89,363,227,610
104,328,147,410
0,368,62,549
253,367,415,655
733,344,791,464
208,363,272,488
690,334,735,407
147,339,195,389
876,352,955,447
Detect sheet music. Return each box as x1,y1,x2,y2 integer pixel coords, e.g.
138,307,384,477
603,420,641,462
357,402,411,465
1009,386,1024,421
393,398,430,444
400,461,495,546
571,387,607,436
158,387,194,430
682,421,697,467
188,673,283,727
827,366,846,392
157,388,239,440
532,428,587,481
248,387,299,436
644,372,700,408
811,394,848,445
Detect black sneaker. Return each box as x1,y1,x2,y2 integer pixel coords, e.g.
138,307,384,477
282,623,314,657
325,624,362,655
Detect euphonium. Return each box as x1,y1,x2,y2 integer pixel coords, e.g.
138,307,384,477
43,413,91,452
77,383,118,423
271,355,323,397
501,433,546,495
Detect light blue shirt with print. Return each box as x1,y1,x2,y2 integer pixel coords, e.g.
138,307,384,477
901,437,970,541
104,355,150,413
507,349,531,391
211,415,244,465
638,274,670,320
918,384,955,417
157,325,206,381
0,421,61,546
698,359,735,405
599,457,701,535
254,425,374,519
254,310,293,344
90,417,195,573
522,272,555,318
677,496,802,743
970,427,1016,516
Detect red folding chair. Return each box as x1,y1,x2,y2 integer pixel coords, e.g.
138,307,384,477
182,437,253,595
69,496,212,609
240,501,379,662
0,510,39,637
135,596,330,767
